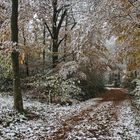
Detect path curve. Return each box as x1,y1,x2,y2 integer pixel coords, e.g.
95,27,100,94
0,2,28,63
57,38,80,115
47,88,139,140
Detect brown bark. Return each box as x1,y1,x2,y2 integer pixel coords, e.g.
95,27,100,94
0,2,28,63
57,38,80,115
11,51,23,112
11,0,23,112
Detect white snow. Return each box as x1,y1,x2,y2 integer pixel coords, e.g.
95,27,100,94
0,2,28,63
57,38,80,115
0,94,139,139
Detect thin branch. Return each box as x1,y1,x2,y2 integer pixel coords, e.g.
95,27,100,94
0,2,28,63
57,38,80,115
128,0,138,7
57,9,67,34
60,22,76,28
70,9,77,30
44,22,53,39
58,36,65,47
71,22,77,30
57,4,70,14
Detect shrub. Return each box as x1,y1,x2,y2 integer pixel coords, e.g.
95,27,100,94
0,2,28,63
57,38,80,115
78,66,105,100
0,52,12,79
0,51,12,91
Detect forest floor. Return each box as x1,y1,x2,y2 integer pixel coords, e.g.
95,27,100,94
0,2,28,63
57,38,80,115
0,88,140,140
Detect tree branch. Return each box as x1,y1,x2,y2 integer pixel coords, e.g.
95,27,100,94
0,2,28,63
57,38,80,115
71,11,77,30
71,22,77,30
58,36,65,47
57,4,70,14
60,22,76,28
44,22,53,39
57,9,67,34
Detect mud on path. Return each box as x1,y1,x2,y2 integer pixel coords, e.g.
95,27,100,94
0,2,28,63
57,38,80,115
47,88,139,140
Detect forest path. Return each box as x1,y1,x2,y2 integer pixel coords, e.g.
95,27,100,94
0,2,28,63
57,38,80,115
47,88,139,140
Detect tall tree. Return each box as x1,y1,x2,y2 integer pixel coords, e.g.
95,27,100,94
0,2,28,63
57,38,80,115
44,0,67,67
43,23,46,68
11,0,23,112
42,0,76,68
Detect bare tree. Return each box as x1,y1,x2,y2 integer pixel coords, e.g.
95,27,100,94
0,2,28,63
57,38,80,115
44,0,76,67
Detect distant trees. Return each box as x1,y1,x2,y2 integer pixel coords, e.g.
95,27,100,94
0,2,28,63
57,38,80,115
115,0,140,72
107,0,140,77
11,0,23,112
36,0,76,67
0,0,139,96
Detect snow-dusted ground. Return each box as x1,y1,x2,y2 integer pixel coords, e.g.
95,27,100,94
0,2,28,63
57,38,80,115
66,101,140,140
0,91,139,140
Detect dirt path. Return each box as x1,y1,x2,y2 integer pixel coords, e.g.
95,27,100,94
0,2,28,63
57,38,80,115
47,88,139,140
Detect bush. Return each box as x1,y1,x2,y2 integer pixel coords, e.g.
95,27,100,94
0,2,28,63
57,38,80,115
0,77,12,91
0,52,12,91
0,51,12,79
31,73,83,104
77,65,105,100
59,61,105,101
58,61,106,101
130,79,140,110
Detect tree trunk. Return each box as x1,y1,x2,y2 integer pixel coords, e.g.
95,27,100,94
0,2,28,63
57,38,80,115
43,24,46,68
11,0,23,112
22,27,29,77
52,0,59,68
52,41,58,68
63,12,68,62
11,51,23,112
43,50,45,67
25,54,29,76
